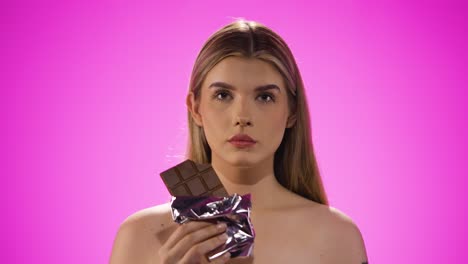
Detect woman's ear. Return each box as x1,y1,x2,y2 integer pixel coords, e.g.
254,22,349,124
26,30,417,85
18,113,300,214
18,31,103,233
286,113,297,128
186,92,203,127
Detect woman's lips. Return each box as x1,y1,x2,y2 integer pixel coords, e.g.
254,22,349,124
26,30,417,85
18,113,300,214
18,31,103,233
229,140,256,148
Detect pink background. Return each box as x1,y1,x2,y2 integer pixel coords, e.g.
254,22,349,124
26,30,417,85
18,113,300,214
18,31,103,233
2,1,467,263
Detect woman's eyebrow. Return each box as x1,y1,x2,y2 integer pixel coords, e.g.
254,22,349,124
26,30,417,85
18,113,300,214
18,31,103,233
208,81,281,93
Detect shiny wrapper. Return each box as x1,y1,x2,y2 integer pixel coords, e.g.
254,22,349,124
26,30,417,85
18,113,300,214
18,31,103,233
170,193,255,260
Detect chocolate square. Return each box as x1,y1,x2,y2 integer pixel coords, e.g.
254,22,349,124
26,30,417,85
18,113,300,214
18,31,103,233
159,159,228,197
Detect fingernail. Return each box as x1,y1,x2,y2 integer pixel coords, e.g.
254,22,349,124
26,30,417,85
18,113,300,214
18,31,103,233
217,223,227,230
223,252,231,259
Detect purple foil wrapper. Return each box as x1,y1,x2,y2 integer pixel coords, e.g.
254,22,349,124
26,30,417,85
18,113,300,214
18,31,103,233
170,193,255,260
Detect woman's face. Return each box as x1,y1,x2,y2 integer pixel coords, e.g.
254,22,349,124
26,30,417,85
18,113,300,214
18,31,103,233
189,56,295,168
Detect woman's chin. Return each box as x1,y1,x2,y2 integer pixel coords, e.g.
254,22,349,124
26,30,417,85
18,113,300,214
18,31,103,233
212,149,265,168
224,155,261,168
230,160,255,168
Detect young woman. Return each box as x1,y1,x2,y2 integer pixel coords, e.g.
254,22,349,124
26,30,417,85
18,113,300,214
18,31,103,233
110,20,368,264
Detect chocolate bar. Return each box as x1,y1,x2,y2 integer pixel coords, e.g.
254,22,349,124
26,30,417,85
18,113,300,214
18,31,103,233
160,159,228,197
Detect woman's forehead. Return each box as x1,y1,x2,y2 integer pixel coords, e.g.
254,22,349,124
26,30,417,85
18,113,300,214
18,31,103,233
202,57,285,90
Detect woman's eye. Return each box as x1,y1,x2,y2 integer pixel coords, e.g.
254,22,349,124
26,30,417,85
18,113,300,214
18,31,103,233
258,93,275,103
214,91,231,101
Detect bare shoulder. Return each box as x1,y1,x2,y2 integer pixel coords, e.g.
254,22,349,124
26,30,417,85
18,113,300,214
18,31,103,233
109,202,177,264
271,191,368,263
313,204,369,263
120,202,174,232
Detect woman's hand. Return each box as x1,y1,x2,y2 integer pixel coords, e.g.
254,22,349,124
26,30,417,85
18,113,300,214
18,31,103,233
158,221,231,264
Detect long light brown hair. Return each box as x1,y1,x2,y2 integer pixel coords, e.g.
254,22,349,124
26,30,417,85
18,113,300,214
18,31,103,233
186,19,328,205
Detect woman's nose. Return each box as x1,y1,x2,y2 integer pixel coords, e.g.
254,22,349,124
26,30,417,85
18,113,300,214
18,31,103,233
236,117,252,127
232,96,253,127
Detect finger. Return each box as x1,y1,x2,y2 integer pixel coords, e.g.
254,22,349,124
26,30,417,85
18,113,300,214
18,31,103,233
164,221,213,249
210,252,231,264
176,223,227,257
179,232,229,263
162,222,227,263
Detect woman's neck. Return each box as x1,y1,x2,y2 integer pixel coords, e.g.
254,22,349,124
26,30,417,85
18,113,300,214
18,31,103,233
210,155,287,210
